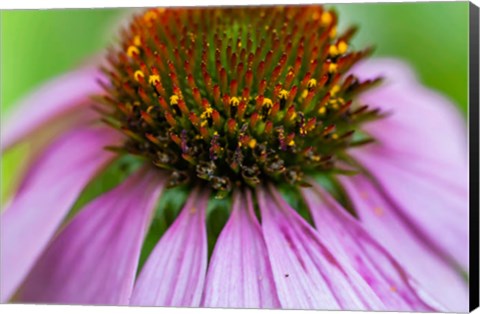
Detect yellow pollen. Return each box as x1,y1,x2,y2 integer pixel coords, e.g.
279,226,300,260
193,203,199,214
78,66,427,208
200,106,213,119
289,111,297,121
127,46,140,57
330,85,341,96
229,97,240,106
143,10,159,23
148,74,160,85
263,98,273,108
248,138,257,149
321,11,333,26
338,41,348,54
332,133,339,140
329,45,339,56
288,139,295,146
328,63,338,73
318,107,327,115
329,41,348,57
307,78,317,89
133,35,142,46
329,26,337,38
279,89,289,99
301,90,308,99
134,70,145,81
170,95,179,105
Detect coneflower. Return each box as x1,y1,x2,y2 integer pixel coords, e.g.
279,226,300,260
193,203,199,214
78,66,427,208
0,5,468,311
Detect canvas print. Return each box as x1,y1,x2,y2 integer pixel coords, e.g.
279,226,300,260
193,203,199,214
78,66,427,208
0,2,477,312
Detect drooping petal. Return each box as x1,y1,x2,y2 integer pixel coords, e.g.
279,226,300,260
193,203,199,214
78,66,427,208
130,188,209,307
1,65,104,151
351,58,467,168
340,174,469,312
17,167,165,305
202,190,280,308
0,127,120,302
354,151,468,271
302,184,444,311
350,58,468,270
257,186,385,310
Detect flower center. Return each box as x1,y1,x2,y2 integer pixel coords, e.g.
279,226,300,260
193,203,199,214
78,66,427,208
100,6,380,197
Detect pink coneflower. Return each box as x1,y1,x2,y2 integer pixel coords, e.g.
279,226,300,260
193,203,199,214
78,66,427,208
0,6,469,311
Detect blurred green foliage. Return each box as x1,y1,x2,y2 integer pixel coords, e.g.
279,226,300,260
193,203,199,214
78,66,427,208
1,9,122,111
0,3,469,203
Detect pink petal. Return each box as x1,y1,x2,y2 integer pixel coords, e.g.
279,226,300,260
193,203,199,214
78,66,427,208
1,65,104,151
355,151,468,271
17,167,165,305
130,188,209,307
350,58,468,269
0,127,120,302
351,58,467,167
302,185,444,311
257,186,385,310
340,174,468,312
201,190,280,308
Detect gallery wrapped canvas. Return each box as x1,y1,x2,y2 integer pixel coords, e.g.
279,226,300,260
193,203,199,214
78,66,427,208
1,1,479,312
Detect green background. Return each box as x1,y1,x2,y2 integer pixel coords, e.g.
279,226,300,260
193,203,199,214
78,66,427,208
0,2,470,201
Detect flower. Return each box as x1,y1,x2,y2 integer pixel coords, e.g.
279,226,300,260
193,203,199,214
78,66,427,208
0,5,468,311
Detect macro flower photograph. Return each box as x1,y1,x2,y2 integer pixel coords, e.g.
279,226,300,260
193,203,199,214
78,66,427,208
0,2,471,312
